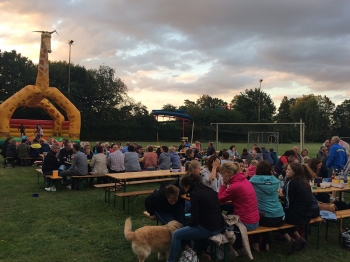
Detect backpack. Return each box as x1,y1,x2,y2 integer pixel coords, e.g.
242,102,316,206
178,248,199,262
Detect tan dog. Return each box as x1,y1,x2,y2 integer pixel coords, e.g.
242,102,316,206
124,217,182,262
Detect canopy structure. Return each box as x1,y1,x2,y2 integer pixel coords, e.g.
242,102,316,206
151,110,192,137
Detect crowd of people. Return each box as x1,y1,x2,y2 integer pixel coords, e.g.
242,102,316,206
144,136,350,260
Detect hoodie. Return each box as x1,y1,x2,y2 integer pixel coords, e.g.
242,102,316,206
218,172,259,224
249,175,285,218
261,148,274,165
169,151,181,169
158,152,171,170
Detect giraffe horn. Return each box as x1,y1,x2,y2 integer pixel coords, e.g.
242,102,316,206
33,31,45,33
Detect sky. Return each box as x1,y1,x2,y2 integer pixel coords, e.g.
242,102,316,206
1,0,350,112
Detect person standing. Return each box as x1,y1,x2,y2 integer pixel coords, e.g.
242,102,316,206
18,124,26,137
326,136,348,172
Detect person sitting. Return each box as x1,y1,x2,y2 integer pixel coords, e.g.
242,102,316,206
250,161,285,251
220,151,230,164
136,146,144,169
269,148,278,166
17,139,30,166
30,138,43,158
240,148,252,165
218,162,260,231
92,142,100,154
90,145,108,184
206,142,216,157
158,145,171,170
246,160,258,179
143,146,158,171
58,141,73,172
122,142,130,154
60,144,88,189
40,140,50,153
42,144,61,191
145,183,186,226
252,147,263,162
280,162,313,255
169,146,182,172
261,146,274,166
124,145,141,172
228,145,240,159
107,145,125,173
184,148,198,162
6,138,18,165
274,150,294,175
167,173,224,262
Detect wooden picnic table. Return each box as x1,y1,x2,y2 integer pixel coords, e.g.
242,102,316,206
312,185,350,199
107,170,186,210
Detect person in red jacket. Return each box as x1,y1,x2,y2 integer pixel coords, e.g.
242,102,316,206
218,161,260,231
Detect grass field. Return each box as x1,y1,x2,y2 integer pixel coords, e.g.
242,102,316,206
1,157,350,261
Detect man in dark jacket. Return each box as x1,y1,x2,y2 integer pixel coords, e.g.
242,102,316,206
58,141,73,171
145,183,185,226
42,144,61,191
17,139,30,166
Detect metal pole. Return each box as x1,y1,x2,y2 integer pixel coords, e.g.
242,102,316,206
258,79,263,122
67,40,74,94
300,118,303,151
216,124,219,150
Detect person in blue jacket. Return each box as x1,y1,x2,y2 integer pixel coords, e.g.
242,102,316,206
326,136,348,172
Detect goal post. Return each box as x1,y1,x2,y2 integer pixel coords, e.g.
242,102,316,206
210,119,305,153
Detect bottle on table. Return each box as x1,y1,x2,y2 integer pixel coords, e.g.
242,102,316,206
339,171,344,184
278,174,285,189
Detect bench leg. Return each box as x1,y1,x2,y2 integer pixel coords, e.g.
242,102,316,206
325,220,329,241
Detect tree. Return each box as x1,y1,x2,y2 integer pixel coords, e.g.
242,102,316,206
231,88,276,122
332,99,350,136
196,94,227,109
275,96,296,123
161,104,177,111
0,50,36,102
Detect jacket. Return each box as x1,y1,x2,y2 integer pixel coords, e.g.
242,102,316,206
143,152,158,168
261,148,274,165
187,182,224,232
158,152,171,170
249,175,285,218
144,183,185,225
246,165,256,178
283,178,313,226
58,148,73,165
270,151,278,166
124,152,141,172
6,143,17,157
17,143,30,158
326,143,348,169
42,150,60,173
90,153,108,175
169,151,181,169
30,143,43,158
218,173,259,224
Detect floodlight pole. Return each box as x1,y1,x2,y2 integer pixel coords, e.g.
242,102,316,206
258,79,263,122
67,40,74,94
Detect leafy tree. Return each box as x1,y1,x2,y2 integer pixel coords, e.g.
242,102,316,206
161,104,177,111
231,88,276,123
196,94,227,109
332,99,350,136
275,96,296,123
0,50,36,101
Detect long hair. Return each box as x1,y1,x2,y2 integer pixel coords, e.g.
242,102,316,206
288,162,310,188
180,173,203,189
308,158,321,176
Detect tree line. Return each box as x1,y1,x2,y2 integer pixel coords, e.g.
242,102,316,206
1,49,349,142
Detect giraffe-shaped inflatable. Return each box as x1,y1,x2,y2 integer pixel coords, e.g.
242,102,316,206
0,31,81,143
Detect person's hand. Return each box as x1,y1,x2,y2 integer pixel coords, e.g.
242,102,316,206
212,158,221,169
150,215,157,221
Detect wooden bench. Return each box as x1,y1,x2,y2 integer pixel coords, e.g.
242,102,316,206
72,174,107,190
46,175,63,191
325,209,350,243
99,177,176,204
115,189,154,214
20,157,43,166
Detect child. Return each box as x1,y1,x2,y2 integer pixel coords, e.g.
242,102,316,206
246,160,258,179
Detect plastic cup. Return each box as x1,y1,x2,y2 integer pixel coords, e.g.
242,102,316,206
53,170,58,177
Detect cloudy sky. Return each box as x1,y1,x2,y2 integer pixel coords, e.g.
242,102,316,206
1,0,350,112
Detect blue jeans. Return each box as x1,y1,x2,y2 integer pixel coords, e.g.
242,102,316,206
243,221,259,231
167,225,222,262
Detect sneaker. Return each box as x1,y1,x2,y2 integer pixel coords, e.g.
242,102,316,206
297,237,307,251
66,185,71,189
45,187,56,192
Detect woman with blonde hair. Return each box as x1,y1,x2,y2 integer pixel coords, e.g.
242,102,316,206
218,162,259,230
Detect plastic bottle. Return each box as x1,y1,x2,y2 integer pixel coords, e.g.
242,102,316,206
278,174,284,189
344,171,348,184
211,177,218,192
339,170,344,184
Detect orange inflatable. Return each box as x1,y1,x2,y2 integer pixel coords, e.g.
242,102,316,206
0,31,80,146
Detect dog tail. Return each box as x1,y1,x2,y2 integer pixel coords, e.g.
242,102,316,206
124,217,135,242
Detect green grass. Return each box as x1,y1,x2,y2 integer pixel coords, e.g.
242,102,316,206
0,162,349,261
